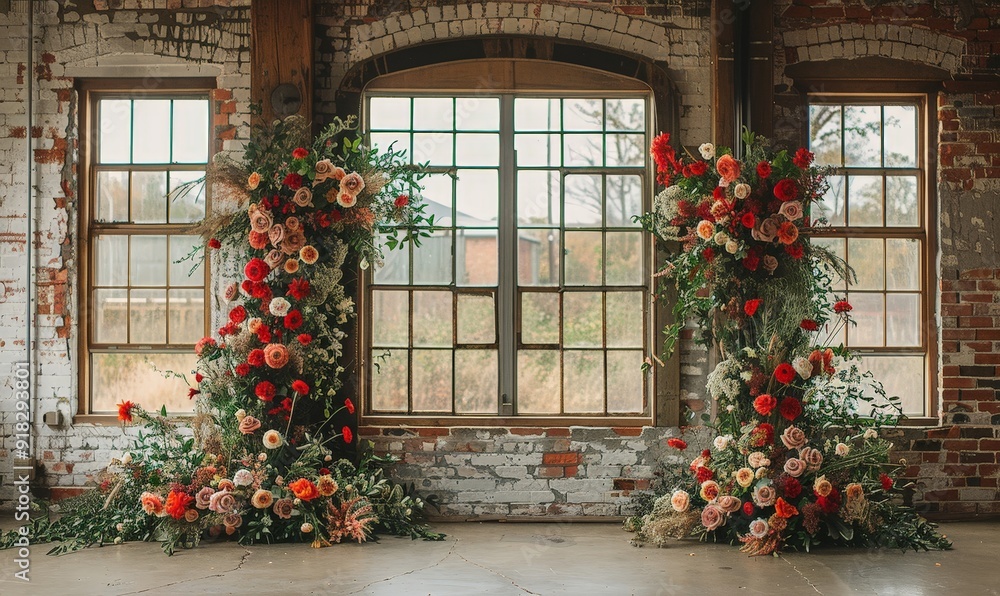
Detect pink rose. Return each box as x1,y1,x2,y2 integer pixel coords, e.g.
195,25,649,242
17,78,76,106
238,416,261,435
778,200,803,221
717,495,742,514
800,447,824,471
208,490,236,514
195,486,215,510
781,426,807,450
264,249,284,270
670,490,690,512
783,457,806,478
752,485,776,507
701,504,726,531
268,224,284,247
249,208,273,234
292,187,313,207
340,172,365,195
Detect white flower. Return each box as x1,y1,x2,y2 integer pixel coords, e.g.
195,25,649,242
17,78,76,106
863,428,878,440
698,143,716,160
733,183,751,199
747,451,768,468
263,430,283,449
301,522,314,533
743,347,758,358
713,231,729,245
713,435,731,451
726,404,736,412
718,176,730,188
749,518,770,538
233,469,254,487
835,442,850,456
792,356,812,380
725,240,739,254
121,453,133,465
269,297,291,317
235,409,247,421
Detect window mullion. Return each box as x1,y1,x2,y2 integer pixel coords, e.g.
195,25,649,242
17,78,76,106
498,94,517,416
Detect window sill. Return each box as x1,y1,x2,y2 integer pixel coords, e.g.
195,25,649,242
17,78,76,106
360,415,654,428
72,414,195,426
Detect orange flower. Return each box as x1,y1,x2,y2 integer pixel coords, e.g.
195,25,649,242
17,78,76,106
774,497,799,519
263,343,289,369
117,400,135,423
299,245,319,265
696,220,715,241
140,492,165,516
776,221,799,245
165,490,194,520
247,172,261,190
715,154,742,184
288,478,320,501
284,259,300,274
249,230,269,250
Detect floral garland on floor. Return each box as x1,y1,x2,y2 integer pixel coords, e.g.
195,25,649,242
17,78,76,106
1,116,442,555
625,130,950,554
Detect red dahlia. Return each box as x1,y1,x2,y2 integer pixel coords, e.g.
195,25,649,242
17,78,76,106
248,349,265,367
774,362,797,384
880,473,894,492
695,466,714,483
793,147,815,168
208,238,221,249
291,379,310,395
753,393,777,416
781,476,803,499
297,333,312,345
244,258,269,282
229,305,247,324
255,381,276,402
165,490,194,520
283,310,303,330
288,278,310,300
282,172,303,190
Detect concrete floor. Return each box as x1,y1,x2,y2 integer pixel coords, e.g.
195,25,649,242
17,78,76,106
0,521,997,595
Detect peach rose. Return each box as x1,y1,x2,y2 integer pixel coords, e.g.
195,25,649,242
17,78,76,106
272,498,294,519
292,187,313,207
846,483,864,501
733,182,751,199
337,192,357,209
284,216,301,232
268,224,284,247
299,245,319,265
317,475,339,497
799,447,824,471
835,442,850,456
313,159,335,184
340,172,366,195
735,468,755,488
701,504,726,531
715,154,741,184
223,513,242,529
264,249,284,270
140,492,165,516
248,172,261,190
238,415,261,435
717,495,742,514
747,452,768,469
781,426,807,450
700,480,721,502
247,318,262,333
813,475,833,497
251,489,274,509
250,208,273,234
670,489,690,512
752,484,776,507
263,429,283,449
777,221,799,245
195,486,215,509
263,343,289,369
778,200,803,221
183,508,200,523
696,220,715,240
281,228,306,256
783,457,806,478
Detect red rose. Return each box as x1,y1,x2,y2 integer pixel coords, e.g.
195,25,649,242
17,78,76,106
782,476,802,499
793,147,814,168
244,258,269,282
255,381,276,402
229,305,247,324
774,362,797,384
689,160,708,176
742,252,760,271
880,473,894,492
701,449,711,459
344,398,355,414
834,300,853,313
292,147,309,160
297,333,312,345
740,212,756,228
779,396,802,421
282,173,303,190
251,282,271,300
291,379,309,395
817,487,841,514
743,501,755,516
744,298,762,317
235,363,250,377
342,426,353,444
703,247,716,262
756,161,772,179
715,154,741,184
753,393,777,416
695,466,714,483
241,280,254,295
208,238,221,249
394,194,410,208
712,186,725,201
773,179,798,202
288,278,310,300
800,319,819,331
667,437,688,450
280,397,293,412
784,243,804,259
284,310,303,330
248,349,265,367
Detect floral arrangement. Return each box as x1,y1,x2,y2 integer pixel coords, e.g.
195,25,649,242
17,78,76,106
0,116,441,555
626,130,949,554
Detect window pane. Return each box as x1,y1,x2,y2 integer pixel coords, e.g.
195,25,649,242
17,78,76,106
517,350,560,413
883,105,917,167
847,238,884,290
848,292,884,347
169,235,203,287
564,351,603,413
564,174,602,226
99,99,131,164
168,288,204,344
814,175,845,227
91,352,196,414
457,294,495,344
517,229,560,286
93,289,127,344
417,173,453,222
606,134,645,167
412,290,452,347
607,350,644,413
411,350,452,412
843,105,881,167
129,289,167,344
564,231,602,285
412,132,453,165
811,237,846,292
521,292,559,345
455,134,499,166
372,290,409,347
563,292,602,348
132,170,168,224
606,175,642,227
412,231,453,285
370,132,410,160
515,98,560,131
886,238,920,291
517,170,561,226
95,235,128,286
172,99,209,163
886,293,921,347
563,133,603,167
847,175,882,227
168,171,206,223
369,97,411,130
563,98,602,131
886,175,918,227
374,237,410,284
95,170,129,222
413,97,453,131
456,169,498,222
371,349,408,412
130,235,167,286
606,232,643,285
132,99,171,163
457,229,497,286
605,292,643,348
857,355,924,416
606,99,645,132
515,133,561,166
455,350,497,414
456,97,500,131
809,105,842,167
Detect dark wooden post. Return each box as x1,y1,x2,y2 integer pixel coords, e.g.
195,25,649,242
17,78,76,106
251,0,314,126
711,0,737,150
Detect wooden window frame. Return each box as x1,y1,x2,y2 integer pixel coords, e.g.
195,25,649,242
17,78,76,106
806,91,939,425
76,78,215,423
358,60,665,428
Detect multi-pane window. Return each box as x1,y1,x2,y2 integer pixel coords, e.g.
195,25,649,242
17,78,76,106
366,94,649,418
808,100,929,416
82,87,210,414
